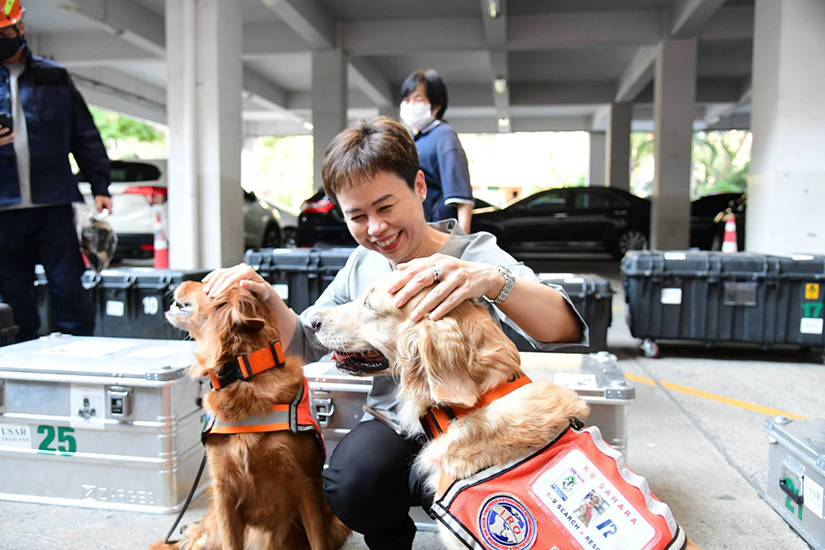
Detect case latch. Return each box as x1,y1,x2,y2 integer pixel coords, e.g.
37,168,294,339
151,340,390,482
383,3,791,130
313,396,335,428
107,386,133,420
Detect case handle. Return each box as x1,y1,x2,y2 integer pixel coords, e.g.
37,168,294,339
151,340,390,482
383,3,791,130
780,478,804,505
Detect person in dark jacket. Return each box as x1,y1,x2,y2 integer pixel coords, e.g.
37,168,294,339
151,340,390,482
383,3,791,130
0,0,111,342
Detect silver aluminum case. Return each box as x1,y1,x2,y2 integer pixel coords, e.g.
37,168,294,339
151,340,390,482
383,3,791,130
764,417,825,550
304,361,373,460
0,334,206,513
519,351,635,456
303,351,635,458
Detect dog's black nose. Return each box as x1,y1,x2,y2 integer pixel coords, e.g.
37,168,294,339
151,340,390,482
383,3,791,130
311,316,322,332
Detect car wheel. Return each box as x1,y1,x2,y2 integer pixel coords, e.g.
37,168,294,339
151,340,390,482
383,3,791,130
282,227,297,248
262,224,281,248
614,230,648,259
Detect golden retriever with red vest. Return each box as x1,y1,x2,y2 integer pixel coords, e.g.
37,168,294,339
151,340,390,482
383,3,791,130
314,273,699,550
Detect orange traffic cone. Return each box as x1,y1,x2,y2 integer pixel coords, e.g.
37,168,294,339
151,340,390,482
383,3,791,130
721,213,738,253
153,206,169,269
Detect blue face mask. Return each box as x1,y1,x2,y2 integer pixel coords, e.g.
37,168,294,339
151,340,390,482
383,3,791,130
0,34,23,60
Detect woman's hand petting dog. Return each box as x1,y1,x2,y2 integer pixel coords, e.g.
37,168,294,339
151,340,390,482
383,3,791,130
390,253,505,321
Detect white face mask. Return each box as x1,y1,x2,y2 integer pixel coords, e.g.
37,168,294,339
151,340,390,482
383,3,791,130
400,101,433,130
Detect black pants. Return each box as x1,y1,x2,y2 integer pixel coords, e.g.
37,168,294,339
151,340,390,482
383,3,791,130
323,420,432,550
0,205,94,341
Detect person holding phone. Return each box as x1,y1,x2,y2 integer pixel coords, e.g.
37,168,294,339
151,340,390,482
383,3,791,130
0,0,111,342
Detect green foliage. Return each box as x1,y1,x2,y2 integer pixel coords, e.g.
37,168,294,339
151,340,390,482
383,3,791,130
630,130,751,199
248,136,314,210
89,107,163,143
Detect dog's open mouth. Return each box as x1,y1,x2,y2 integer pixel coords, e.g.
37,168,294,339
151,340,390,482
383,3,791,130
331,349,389,374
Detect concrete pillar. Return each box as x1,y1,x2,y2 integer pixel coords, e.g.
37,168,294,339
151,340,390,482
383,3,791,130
312,49,348,191
748,0,825,254
166,0,244,269
651,39,697,250
588,132,606,186
605,102,632,191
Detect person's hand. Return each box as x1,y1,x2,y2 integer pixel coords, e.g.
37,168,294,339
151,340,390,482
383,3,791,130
94,195,113,214
202,263,276,304
388,253,505,321
0,126,13,147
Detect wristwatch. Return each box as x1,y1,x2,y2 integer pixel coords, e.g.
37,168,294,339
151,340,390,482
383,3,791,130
484,265,515,305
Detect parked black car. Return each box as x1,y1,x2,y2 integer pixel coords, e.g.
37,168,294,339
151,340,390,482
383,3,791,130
296,190,495,247
710,192,747,250
690,192,743,250
471,186,650,259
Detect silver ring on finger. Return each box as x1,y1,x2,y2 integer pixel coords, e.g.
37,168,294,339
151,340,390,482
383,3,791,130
432,267,443,283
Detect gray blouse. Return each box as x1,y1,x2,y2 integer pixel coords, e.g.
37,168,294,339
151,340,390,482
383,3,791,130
286,220,589,423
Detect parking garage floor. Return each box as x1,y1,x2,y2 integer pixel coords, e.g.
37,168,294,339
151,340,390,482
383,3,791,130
1,256,822,549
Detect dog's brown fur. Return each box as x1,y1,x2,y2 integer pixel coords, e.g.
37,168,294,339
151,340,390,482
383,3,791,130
315,274,699,550
149,281,350,550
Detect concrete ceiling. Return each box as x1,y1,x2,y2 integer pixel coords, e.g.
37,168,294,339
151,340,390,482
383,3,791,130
21,0,754,135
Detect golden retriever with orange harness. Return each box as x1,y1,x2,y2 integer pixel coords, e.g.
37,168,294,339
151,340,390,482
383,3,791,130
314,273,699,550
150,281,350,550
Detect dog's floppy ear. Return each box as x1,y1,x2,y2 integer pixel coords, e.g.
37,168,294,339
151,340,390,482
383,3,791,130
237,317,265,333
402,314,479,408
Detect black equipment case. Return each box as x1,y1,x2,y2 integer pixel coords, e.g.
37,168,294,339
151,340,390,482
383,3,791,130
244,248,354,313
34,267,208,339
0,303,19,346
502,273,613,353
621,251,825,357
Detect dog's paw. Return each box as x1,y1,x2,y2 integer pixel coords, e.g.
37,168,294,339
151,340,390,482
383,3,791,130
148,542,179,550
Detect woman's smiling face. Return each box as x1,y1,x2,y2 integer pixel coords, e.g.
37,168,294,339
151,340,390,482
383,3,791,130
337,170,429,265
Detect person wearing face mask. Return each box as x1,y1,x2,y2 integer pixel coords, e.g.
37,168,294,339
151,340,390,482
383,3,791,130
0,0,111,342
399,69,474,234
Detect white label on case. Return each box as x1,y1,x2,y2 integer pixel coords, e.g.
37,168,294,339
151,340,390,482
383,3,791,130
106,300,125,317
273,284,289,300
661,288,682,305
800,318,824,335
554,373,598,390
804,476,824,519
70,385,106,430
664,252,686,260
0,423,32,449
142,296,159,315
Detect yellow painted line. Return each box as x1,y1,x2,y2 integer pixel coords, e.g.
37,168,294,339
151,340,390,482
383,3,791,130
624,373,811,420
625,373,655,386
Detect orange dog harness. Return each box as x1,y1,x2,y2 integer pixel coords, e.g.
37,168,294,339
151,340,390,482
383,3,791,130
422,373,686,550
201,341,326,464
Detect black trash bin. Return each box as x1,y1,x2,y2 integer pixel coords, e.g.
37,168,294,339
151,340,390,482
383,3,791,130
621,250,825,357
501,273,613,353
245,248,355,313
91,268,210,339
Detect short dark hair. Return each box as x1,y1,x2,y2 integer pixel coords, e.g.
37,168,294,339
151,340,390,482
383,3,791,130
400,69,448,119
321,116,419,204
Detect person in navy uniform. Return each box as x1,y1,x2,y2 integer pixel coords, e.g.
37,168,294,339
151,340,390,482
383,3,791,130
399,69,474,234
0,0,111,341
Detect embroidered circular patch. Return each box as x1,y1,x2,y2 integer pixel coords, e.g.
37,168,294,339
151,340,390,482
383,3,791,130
477,494,537,550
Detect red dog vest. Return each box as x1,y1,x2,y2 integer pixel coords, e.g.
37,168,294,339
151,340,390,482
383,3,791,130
430,425,685,550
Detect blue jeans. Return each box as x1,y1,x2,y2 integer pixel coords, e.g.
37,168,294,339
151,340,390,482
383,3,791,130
0,205,94,341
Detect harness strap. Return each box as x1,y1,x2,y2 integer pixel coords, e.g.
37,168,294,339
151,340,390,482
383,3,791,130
209,340,286,390
420,372,532,441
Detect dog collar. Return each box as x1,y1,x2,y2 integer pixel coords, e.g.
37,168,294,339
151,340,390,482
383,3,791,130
209,340,286,390
419,371,532,441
